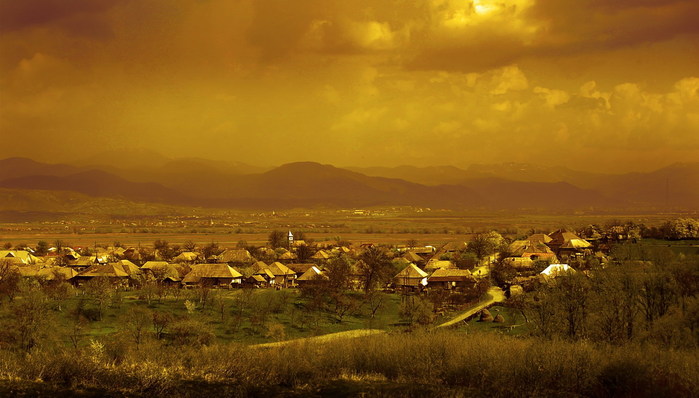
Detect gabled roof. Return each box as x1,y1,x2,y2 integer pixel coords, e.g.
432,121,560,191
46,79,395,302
395,263,428,279
286,263,315,273
278,251,297,260
428,268,475,282
248,274,266,283
141,261,169,270
76,263,130,278
267,261,295,276
297,266,328,281
540,263,575,277
37,266,78,280
116,259,141,275
403,251,424,263
508,240,555,257
425,260,455,271
0,250,39,264
548,230,589,247
527,233,552,244
254,268,276,279
174,251,199,262
311,250,330,259
217,249,252,263
182,264,242,284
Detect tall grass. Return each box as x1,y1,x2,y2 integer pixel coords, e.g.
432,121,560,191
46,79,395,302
1,330,697,397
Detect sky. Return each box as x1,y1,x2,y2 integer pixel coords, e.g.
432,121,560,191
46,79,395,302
1,0,698,173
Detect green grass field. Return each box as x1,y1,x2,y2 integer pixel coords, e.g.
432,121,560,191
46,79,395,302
32,288,407,347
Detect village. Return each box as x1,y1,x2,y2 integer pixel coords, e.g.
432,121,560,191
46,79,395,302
1,225,632,295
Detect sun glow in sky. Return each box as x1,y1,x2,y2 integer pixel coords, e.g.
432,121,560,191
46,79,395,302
0,0,698,172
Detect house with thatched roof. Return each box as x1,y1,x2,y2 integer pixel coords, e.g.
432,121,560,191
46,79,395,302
296,266,328,286
425,259,456,272
71,263,131,286
286,263,316,278
0,250,40,265
547,230,592,257
277,250,298,262
393,263,428,290
217,249,253,265
141,261,169,271
442,241,467,254
244,274,268,287
115,259,141,277
311,250,331,261
540,263,576,280
266,262,297,287
140,262,184,286
182,264,242,288
402,251,426,266
504,240,558,271
427,268,476,291
173,251,199,264
254,268,276,285
37,266,78,282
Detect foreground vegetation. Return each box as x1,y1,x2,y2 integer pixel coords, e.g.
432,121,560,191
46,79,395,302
1,331,697,397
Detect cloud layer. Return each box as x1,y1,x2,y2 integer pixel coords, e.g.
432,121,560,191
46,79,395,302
1,0,697,172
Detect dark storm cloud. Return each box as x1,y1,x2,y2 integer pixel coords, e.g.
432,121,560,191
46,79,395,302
0,0,119,38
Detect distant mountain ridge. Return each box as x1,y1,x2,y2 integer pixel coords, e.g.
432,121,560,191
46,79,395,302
0,156,696,211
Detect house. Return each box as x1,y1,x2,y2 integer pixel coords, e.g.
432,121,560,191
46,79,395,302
71,263,131,286
0,250,40,265
141,262,184,286
505,240,558,271
244,274,268,288
266,262,297,287
173,251,199,264
427,268,476,291
217,249,253,265
403,251,425,266
286,263,316,278
393,263,428,291
540,263,576,279
311,250,331,261
37,266,78,281
182,264,242,288
277,250,298,262
254,268,276,285
296,266,328,286
115,259,142,277
424,259,456,272
547,230,592,257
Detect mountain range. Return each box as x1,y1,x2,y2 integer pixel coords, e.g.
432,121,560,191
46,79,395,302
0,155,697,213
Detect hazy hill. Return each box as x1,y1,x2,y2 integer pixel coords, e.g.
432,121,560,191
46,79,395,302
0,169,195,206
0,157,83,180
588,162,699,209
210,162,485,209
1,157,694,211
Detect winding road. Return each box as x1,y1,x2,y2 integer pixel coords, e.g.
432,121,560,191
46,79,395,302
254,286,506,348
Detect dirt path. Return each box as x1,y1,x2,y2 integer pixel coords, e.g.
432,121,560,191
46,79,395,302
254,287,505,347
435,286,505,328
255,329,387,348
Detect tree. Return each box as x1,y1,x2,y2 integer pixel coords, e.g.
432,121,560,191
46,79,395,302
467,231,505,263
35,241,49,256
358,246,394,292
296,245,313,262
326,255,353,292
120,307,151,346
0,259,21,303
182,240,196,252
268,230,287,249
201,241,222,259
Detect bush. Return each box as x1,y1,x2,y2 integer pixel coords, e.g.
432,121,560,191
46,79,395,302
168,319,215,347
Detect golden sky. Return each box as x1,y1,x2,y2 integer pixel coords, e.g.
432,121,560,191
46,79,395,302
1,0,698,172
